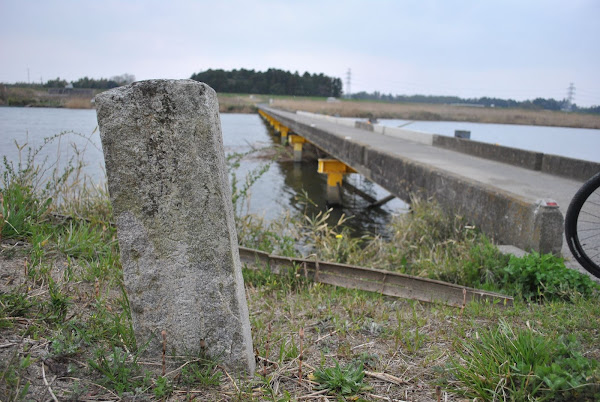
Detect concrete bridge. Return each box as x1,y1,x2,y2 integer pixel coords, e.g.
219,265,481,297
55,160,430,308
258,105,600,261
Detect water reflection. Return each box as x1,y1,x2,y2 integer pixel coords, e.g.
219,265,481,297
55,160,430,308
259,119,406,237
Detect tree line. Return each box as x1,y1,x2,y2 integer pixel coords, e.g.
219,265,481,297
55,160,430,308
351,91,599,114
44,74,136,89
190,68,343,98
5,70,598,114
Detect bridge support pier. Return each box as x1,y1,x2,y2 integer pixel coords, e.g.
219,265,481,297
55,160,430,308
318,159,356,206
259,110,290,145
289,135,306,162
280,125,289,145
264,113,275,128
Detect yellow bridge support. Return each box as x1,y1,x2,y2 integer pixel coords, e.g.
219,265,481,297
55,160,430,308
317,159,356,205
289,134,306,162
259,110,289,144
260,111,359,206
279,125,289,145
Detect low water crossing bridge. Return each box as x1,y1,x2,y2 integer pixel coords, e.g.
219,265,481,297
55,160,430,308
258,105,600,266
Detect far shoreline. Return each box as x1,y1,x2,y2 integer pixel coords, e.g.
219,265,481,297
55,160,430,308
2,90,600,129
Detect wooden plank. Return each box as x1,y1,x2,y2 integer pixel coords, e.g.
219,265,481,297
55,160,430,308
238,247,513,308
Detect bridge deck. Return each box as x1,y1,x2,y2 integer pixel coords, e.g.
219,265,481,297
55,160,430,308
259,106,590,268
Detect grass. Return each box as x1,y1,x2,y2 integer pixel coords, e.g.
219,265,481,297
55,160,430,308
448,321,600,401
271,97,600,129
1,135,599,401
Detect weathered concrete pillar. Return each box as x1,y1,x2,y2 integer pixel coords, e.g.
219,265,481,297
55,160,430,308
326,181,343,206
95,79,255,375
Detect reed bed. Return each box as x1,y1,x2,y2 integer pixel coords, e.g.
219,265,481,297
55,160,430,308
64,97,93,109
272,98,600,129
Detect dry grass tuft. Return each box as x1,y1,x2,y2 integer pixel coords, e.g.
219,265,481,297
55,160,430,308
64,97,93,109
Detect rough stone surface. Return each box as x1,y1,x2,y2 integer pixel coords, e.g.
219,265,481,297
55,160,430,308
95,79,255,375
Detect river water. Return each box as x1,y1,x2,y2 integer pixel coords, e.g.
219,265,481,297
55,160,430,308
2,107,599,236
378,119,600,163
0,107,405,236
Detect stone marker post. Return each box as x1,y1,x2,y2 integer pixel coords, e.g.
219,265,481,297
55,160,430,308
95,79,255,375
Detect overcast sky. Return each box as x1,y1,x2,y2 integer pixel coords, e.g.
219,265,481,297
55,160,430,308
1,0,599,106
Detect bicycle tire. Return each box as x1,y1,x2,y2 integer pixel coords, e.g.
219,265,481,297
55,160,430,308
565,171,600,278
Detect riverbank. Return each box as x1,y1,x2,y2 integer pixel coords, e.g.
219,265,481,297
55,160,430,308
3,85,600,128
272,98,600,129
1,149,599,401
0,86,97,108
0,86,263,113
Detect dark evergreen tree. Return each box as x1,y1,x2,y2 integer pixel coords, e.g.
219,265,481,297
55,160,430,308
44,77,68,88
189,68,343,97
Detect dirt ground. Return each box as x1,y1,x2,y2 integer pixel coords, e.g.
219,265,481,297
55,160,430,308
1,237,477,401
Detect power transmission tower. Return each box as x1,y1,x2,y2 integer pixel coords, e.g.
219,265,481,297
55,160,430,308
565,82,575,111
345,68,352,99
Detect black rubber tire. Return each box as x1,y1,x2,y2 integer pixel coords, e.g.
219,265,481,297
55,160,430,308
565,171,600,278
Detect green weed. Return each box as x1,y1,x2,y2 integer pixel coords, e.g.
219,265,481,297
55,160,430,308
1,157,52,239
437,236,510,288
0,353,32,401
153,376,173,399
312,360,371,396
300,209,364,264
0,291,34,328
45,278,71,323
55,220,116,261
88,347,150,396
87,297,136,350
179,358,222,387
392,305,428,354
236,213,297,256
449,321,600,401
277,335,300,363
500,252,600,301
243,263,308,295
